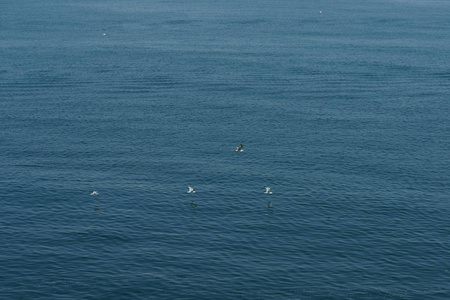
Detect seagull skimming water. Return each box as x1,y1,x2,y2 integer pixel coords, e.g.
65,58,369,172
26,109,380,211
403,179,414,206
187,185,196,193
263,186,273,194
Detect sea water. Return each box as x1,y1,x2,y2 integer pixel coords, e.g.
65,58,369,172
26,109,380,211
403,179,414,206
1,0,449,299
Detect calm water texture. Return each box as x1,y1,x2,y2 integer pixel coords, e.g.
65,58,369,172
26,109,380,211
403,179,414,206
1,0,449,299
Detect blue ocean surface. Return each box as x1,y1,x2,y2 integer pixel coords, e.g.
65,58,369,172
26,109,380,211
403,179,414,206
1,0,449,299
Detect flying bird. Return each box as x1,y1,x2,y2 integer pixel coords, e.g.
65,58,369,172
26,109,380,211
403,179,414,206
187,185,196,193
263,186,273,194
235,144,244,152
90,191,99,195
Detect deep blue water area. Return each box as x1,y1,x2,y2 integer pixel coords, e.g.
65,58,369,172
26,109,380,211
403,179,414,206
1,0,449,299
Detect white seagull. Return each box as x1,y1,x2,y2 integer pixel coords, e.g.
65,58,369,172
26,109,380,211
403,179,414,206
187,185,196,193
263,186,273,194
235,144,244,152
90,191,99,195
